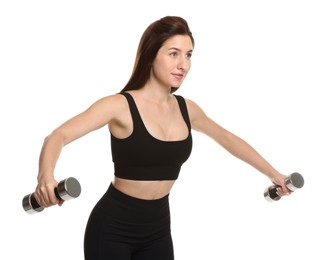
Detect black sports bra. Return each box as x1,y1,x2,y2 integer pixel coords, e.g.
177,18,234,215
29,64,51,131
110,92,193,180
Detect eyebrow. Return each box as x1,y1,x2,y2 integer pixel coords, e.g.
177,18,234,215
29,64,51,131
168,47,193,53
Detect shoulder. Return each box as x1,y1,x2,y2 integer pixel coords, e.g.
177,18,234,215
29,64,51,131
177,96,209,129
83,93,130,122
177,97,205,117
90,93,128,111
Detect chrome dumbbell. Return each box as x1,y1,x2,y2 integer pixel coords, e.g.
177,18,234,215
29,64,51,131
22,177,81,214
264,172,304,202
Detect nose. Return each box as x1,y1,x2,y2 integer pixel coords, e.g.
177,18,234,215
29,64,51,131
177,56,188,72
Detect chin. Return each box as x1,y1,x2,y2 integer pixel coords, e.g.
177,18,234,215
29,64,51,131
171,82,183,89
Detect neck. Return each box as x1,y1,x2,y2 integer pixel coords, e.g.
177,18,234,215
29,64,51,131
140,83,173,104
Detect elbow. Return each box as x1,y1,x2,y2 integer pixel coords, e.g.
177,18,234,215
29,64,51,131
43,129,67,146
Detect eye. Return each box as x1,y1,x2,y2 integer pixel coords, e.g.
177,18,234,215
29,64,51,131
186,52,192,59
169,52,177,57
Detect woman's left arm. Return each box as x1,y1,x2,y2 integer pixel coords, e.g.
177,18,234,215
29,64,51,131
186,98,291,196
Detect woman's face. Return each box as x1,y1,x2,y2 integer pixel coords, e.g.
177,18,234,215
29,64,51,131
151,35,193,90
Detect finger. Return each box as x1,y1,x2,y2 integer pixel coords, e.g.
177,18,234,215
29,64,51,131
49,190,60,205
33,192,44,208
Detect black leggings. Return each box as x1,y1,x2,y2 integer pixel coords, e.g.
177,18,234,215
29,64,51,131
84,183,174,260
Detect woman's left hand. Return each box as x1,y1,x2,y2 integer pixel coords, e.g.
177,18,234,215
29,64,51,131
271,173,292,197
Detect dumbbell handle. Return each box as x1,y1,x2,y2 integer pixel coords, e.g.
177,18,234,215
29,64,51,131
22,177,81,214
264,172,304,202
26,187,66,210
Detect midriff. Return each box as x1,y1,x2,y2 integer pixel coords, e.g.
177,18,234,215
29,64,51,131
112,177,175,200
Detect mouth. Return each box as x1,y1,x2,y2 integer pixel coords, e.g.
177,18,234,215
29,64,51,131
171,73,184,81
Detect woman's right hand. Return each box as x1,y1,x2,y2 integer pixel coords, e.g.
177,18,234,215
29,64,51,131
34,175,62,208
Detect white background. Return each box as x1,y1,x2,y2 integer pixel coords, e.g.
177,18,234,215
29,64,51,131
1,1,321,259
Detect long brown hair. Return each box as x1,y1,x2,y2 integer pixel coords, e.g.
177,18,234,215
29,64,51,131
121,16,194,93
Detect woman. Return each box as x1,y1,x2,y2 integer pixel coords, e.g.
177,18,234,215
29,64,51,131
34,16,291,259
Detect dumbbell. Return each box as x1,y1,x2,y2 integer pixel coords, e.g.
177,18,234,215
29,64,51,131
22,177,81,214
264,172,304,202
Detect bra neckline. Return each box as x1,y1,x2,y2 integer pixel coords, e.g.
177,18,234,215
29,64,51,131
121,92,191,143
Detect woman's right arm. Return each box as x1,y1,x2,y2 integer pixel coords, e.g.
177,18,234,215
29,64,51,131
34,94,125,208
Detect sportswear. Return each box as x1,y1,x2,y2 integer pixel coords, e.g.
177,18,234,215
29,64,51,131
110,92,192,180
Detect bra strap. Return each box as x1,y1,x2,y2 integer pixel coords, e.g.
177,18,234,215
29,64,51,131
174,95,191,130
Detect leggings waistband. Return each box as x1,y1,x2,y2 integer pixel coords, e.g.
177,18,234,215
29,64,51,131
102,183,170,223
